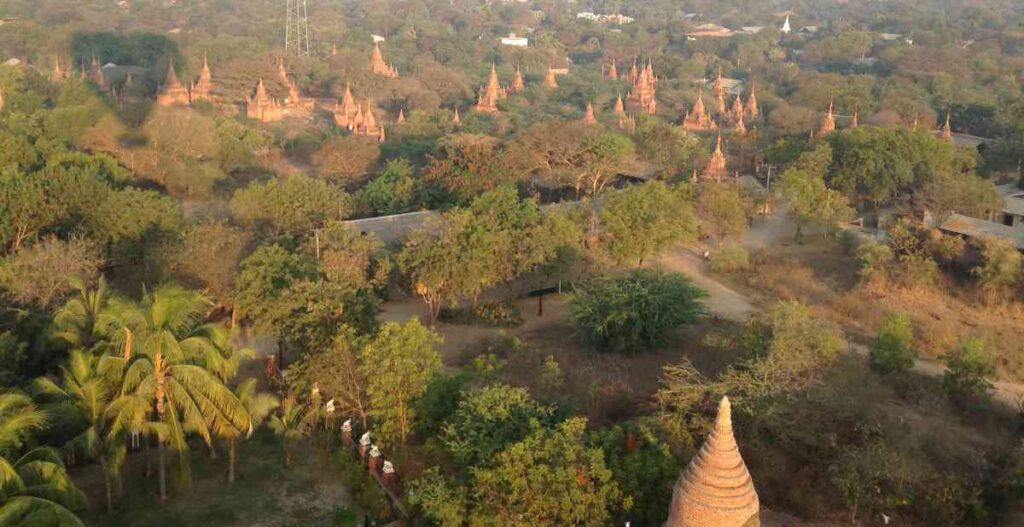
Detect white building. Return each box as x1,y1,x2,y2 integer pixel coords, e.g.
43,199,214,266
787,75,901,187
501,33,529,47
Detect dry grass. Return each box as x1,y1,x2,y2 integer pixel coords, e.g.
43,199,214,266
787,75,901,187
716,236,1024,383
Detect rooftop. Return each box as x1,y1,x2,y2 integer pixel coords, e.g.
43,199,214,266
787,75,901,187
939,213,1024,250
997,183,1024,217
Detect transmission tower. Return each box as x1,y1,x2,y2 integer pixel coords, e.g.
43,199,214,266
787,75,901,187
284,0,310,57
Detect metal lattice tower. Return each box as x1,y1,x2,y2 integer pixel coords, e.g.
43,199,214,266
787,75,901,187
284,0,310,57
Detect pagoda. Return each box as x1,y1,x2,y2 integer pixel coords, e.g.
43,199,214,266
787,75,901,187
90,55,107,90
614,94,625,117
734,114,747,136
354,102,382,139
509,64,525,94
626,60,657,115
682,89,717,132
50,59,67,83
396,109,406,124
475,63,502,113
156,59,191,106
582,102,597,124
334,84,358,129
369,42,399,78
191,56,214,103
665,397,760,527
850,112,859,129
607,60,618,80
452,107,462,125
702,134,728,182
818,100,836,135
712,67,726,113
729,95,744,126
544,66,558,89
744,82,759,120
246,79,283,122
939,112,953,142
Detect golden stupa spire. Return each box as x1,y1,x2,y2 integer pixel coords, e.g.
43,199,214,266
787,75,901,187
666,397,759,527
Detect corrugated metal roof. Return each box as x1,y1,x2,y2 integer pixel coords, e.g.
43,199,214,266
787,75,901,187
939,213,1024,249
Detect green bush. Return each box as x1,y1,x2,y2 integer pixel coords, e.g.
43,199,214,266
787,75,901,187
570,269,707,354
836,229,859,255
856,241,893,283
869,313,917,374
942,337,996,405
438,300,524,327
895,254,939,288
710,245,750,273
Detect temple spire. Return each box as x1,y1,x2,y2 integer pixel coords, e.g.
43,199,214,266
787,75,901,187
397,109,405,123
452,107,461,124
607,59,618,80
744,80,758,120
940,111,953,141
475,62,502,113
666,397,760,527
583,102,597,124
544,66,558,89
51,58,65,83
819,99,836,135
510,63,525,93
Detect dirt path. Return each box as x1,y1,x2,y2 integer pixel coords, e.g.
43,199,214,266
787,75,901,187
655,211,1024,409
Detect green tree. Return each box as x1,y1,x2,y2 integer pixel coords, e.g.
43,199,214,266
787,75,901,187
658,301,845,414
359,320,442,446
599,181,698,267
267,396,309,468
441,384,553,467
869,313,917,374
972,236,1022,295
86,188,182,244
856,241,894,284
234,244,318,334
359,158,421,215
576,132,635,198
408,468,467,527
287,330,369,429
397,214,473,322
230,174,352,237
34,350,125,513
694,181,752,242
108,285,249,500
469,418,622,527
776,167,854,241
942,337,996,404
168,222,253,325
570,270,707,354
0,392,86,526
590,422,681,527
0,166,63,253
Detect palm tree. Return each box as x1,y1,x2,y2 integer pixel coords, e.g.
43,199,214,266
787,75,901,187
220,379,278,483
53,277,120,354
0,392,86,526
35,350,126,514
108,284,249,501
268,396,310,467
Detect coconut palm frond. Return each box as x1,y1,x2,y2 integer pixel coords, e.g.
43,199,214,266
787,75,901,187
16,460,87,510
0,495,86,527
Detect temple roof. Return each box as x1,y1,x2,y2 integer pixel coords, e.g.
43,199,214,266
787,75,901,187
666,396,759,527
